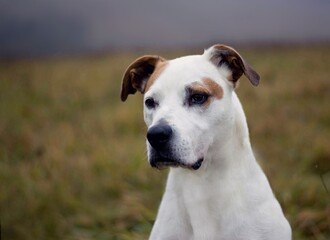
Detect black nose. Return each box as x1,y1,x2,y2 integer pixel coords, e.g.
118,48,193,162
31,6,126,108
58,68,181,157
147,124,173,150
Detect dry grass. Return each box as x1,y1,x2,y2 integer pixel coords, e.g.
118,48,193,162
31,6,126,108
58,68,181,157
0,45,329,239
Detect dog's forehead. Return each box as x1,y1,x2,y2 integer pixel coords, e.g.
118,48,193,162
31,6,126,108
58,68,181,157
146,54,223,96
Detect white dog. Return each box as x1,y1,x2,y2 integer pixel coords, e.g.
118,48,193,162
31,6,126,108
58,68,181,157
121,44,291,240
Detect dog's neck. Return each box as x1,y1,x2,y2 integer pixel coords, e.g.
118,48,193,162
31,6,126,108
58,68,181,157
204,92,253,169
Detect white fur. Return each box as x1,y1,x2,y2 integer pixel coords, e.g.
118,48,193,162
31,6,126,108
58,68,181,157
142,48,291,240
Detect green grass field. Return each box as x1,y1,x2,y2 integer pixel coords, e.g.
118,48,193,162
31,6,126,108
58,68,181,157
1,45,330,240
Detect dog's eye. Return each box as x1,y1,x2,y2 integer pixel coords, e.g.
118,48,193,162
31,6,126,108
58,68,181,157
145,98,157,109
190,94,209,105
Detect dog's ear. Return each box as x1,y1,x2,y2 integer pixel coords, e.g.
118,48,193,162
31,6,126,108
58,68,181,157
206,44,260,87
121,55,165,101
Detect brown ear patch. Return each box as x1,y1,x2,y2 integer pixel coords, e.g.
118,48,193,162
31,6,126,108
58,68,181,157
209,44,260,87
144,61,168,93
120,55,166,101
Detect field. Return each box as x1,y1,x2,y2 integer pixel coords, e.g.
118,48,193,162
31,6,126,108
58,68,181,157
1,45,330,239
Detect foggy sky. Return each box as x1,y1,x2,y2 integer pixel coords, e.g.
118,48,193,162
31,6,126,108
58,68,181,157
0,0,330,57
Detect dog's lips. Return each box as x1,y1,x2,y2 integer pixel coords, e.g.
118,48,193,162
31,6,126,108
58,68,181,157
191,158,204,170
150,156,204,170
150,156,179,169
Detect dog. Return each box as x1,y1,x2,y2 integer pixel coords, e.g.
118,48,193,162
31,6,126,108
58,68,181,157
121,44,292,240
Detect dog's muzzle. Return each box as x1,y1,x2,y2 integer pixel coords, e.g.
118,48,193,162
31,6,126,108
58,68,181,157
147,123,203,170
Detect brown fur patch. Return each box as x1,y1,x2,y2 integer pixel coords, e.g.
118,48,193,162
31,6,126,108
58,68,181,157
144,61,168,93
188,78,223,108
202,77,223,99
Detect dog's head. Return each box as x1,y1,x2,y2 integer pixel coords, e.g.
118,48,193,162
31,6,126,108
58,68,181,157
121,44,259,170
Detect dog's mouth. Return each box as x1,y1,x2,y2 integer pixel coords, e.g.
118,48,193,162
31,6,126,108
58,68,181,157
150,156,204,170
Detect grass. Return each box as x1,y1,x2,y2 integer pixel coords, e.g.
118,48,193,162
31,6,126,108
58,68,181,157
0,45,329,239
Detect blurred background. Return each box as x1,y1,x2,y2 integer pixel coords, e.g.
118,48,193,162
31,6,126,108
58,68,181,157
0,0,329,239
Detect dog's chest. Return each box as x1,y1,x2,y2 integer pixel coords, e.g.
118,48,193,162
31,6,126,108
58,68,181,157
171,170,250,238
